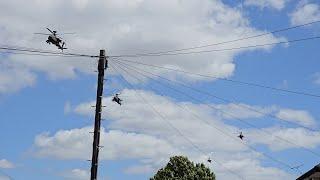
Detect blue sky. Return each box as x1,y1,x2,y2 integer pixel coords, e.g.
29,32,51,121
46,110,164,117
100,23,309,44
1,0,320,179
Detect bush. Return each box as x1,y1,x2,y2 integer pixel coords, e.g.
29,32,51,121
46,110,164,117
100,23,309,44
150,156,215,180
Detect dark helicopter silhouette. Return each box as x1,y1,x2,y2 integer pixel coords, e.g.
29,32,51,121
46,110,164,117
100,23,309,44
238,132,244,140
112,93,122,105
35,28,73,51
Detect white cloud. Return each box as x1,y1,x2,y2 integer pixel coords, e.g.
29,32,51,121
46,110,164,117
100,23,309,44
71,0,89,10
74,89,246,152
61,169,90,180
248,127,320,151
34,127,178,161
0,159,14,169
215,103,276,120
74,89,319,149
244,0,288,10
220,156,293,180
276,108,316,127
33,127,294,180
0,0,283,93
0,60,36,94
32,89,320,179
290,2,320,25
214,103,317,128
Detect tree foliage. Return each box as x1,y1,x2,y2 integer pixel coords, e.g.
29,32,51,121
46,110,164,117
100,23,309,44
150,156,215,180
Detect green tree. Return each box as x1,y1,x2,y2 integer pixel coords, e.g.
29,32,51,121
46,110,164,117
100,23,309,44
150,156,215,180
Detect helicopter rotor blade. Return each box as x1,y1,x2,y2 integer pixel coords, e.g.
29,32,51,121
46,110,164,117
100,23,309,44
60,32,76,35
34,33,51,35
55,33,76,36
46,28,54,34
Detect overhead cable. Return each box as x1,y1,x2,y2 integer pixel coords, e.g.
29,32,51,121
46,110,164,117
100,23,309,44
110,63,245,180
0,46,98,58
113,59,318,132
109,34,320,58
112,60,320,159
112,61,302,172
110,20,320,56
111,58,320,98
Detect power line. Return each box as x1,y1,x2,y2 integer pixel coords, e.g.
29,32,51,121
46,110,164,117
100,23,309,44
0,50,83,58
111,60,320,159
111,63,207,154
111,58,320,98
4,20,320,59
112,61,304,176
111,63,245,180
0,44,63,52
110,63,245,180
109,20,320,56
0,46,98,58
109,36,320,58
112,61,302,173
114,59,318,132
111,20,320,56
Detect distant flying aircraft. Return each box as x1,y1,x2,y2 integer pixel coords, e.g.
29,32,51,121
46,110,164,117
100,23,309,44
35,28,74,51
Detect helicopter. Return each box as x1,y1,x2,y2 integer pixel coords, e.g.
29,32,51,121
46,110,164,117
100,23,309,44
112,93,123,106
238,132,244,140
35,28,72,51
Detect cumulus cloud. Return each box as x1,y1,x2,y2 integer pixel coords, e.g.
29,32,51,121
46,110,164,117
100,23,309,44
33,127,182,178
0,0,283,93
215,103,276,120
248,127,320,151
73,89,319,149
33,127,294,180
0,159,15,169
220,156,293,180
74,89,246,152
89,89,318,146
0,60,36,94
32,89,320,179
244,0,288,10
290,1,320,25
214,103,317,128
276,108,316,127
34,128,178,161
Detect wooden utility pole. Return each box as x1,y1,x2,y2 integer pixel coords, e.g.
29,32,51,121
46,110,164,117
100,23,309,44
90,50,107,180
